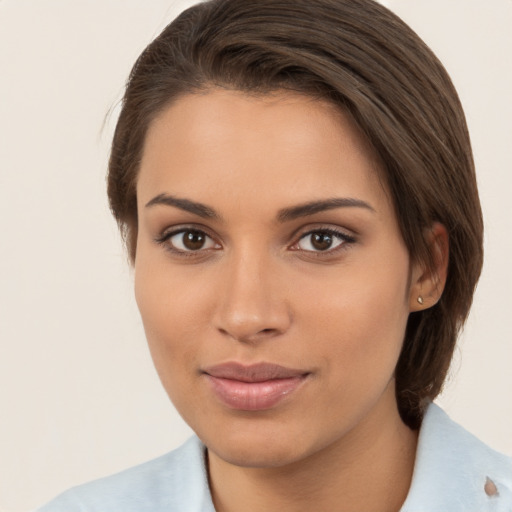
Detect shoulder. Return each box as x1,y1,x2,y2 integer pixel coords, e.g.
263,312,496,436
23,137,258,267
36,436,215,512
402,403,512,511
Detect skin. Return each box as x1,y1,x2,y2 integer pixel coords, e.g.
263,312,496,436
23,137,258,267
134,89,448,512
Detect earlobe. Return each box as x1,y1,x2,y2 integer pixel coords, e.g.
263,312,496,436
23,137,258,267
409,222,449,312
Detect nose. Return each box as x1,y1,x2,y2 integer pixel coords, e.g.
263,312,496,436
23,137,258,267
213,249,292,344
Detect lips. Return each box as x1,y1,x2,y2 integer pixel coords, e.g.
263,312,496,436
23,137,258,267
202,362,309,411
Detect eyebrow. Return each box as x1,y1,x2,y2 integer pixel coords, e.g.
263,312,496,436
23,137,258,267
145,193,375,222
145,193,220,220
276,197,375,222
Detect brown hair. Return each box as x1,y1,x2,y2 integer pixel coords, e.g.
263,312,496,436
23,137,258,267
108,0,483,428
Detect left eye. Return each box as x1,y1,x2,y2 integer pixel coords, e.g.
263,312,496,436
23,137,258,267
296,230,348,252
166,230,218,252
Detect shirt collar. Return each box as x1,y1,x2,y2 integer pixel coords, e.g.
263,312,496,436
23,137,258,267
400,402,512,511
188,403,512,511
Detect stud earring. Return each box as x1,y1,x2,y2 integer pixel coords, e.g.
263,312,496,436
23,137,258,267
417,296,424,305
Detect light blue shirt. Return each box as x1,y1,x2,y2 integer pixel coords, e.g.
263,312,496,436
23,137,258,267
38,404,512,511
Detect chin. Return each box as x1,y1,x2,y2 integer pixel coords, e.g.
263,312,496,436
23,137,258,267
208,436,310,469
195,412,334,469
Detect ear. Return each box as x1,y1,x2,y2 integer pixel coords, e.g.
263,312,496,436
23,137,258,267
409,222,449,312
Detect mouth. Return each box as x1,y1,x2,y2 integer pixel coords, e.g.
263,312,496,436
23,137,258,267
202,362,310,411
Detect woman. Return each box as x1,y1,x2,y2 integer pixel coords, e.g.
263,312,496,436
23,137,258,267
38,0,511,510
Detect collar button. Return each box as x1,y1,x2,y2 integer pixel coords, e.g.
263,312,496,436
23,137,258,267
484,477,499,497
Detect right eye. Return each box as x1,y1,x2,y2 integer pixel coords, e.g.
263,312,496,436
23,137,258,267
157,229,220,253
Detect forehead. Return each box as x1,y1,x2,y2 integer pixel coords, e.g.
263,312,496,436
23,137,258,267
137,89,390,216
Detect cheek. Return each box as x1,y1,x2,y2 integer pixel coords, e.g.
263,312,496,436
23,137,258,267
134,256,211,376
134,262,215,422
291,267,410,431
296,258,410,378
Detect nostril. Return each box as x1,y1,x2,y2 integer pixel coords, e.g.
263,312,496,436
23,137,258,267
216,325,282,343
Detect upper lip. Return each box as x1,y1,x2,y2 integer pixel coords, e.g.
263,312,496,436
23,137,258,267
203,362,309,383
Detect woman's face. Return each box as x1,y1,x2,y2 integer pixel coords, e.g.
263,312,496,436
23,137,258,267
135,89,421,468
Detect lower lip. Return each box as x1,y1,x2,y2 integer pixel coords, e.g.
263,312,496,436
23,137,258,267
205,375,307,411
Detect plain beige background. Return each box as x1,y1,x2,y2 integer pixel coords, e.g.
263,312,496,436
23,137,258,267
0,1,511,511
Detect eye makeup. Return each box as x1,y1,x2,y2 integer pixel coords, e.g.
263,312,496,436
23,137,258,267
153,222,357,262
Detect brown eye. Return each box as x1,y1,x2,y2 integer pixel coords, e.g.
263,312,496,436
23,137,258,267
296,230,351,252
311,233,333,251
183,231,206,250
167,229,218,252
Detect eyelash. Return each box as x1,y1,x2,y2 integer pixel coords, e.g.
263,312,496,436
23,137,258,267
154,226,356,258
154,227,220,258
291,228,356,256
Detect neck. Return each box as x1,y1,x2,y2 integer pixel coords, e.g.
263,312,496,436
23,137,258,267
207,387,418,512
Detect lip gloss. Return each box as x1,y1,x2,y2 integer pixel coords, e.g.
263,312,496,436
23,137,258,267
202,362,309,411
205,375,306,410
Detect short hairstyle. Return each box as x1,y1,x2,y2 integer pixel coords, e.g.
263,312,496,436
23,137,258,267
107,0,483,428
